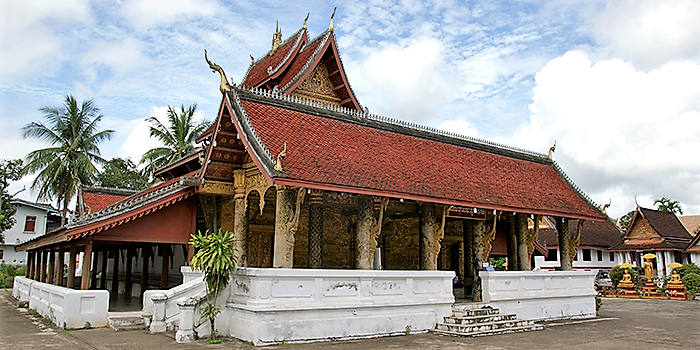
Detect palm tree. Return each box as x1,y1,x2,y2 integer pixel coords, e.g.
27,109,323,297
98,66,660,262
654,197,684,215
21,95,115,225
140,104,210,170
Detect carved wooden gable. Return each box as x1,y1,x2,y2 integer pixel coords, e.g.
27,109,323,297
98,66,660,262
290,62,342,106
627,216,660,239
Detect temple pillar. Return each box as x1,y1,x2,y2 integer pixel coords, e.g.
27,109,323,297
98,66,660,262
100,250,108,288
55,246,65,286
515,213,530,271
556,217,573,271
308,189,324,268
272,186,304,268
40,251,47,282
112,249,120,294
141,246,150,297
161,244,170,289
81,238,94,290
90,250,99,289
506,215,519,271
67,243,77,288
199,195,220,234
47,250,55,284
233,169,248,267
125,248,133,295
34,251,41,280
419,203,447,271
356,195,374,270
471,219,489,302
462,220,475,296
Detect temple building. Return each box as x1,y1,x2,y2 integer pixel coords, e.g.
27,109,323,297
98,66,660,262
609,207,693,276
15,16,606,343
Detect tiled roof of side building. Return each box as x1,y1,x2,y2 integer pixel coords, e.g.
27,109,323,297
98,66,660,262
639,207,692,239
241,28,307,88
678,214,700,236
230,89,604,221
538,217,623,247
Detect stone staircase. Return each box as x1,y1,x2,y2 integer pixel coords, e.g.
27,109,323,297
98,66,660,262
108,311,149,331
434,305,543,337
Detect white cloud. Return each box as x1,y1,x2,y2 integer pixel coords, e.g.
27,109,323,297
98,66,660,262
81,38,149,80
0,0,91,82
120,0,221,31
436,119,479,138
513,50,700,217
590,0,700,70
354,36,459,122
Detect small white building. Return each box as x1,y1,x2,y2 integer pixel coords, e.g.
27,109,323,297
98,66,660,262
1,199,60,265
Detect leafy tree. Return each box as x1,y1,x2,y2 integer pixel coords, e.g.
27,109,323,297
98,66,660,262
654,197,683,215
617,210,635,231
0,159,23,244
675,263,700,279
140,104,210,170
21,95,115,225
94,158,150,190
189,229,236,343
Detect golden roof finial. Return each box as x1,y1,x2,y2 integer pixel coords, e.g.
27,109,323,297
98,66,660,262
548,140,556,160
303,13,309,29
250,55,255,65
329,7,336,33
204,49,233,94
271,21,283,51
274,142,287,172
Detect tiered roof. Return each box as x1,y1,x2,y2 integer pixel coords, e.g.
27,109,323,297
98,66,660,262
609,207,692,251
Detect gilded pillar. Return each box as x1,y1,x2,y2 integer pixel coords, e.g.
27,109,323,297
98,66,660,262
462,220,475,282
471,219,488,302
556,217,573,271
419,203,447,271
308,189,324,268
356,195,374,270
233,170,248,267
272,186,305,268
515,213,530,271
506,215,519,271
369,197,389,269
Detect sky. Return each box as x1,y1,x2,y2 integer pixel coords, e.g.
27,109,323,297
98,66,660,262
1,0,700,219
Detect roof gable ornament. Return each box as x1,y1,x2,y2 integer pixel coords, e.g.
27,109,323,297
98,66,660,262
271,21,283,52
329,7,336,32
274,142,287,172
204,49,233,94
303,13,309,30
548,140,556,160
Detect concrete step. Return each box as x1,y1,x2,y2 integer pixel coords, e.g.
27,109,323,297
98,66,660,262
443,313,517,325
437,319,535,333
434,324,544,337
451,305,500,317
108,311,147,331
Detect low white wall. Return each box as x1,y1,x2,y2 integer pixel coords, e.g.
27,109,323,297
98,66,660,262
143,274,205,328
480,270,596,321
13,276,109,329
219,268,455,346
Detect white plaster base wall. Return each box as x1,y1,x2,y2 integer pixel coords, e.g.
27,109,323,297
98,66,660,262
480,270,596,321
13,276,109,329
219,268,455,346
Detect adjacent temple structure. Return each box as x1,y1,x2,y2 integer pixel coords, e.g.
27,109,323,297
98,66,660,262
15,14,606,344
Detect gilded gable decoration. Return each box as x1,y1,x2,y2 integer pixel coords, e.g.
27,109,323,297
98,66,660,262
291,63,342,105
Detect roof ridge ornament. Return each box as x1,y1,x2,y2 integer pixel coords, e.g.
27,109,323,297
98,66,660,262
329,7,336,32
548,140,556,160
303,13,309,30
274,142,287,172
204,49,233,94
271,21,283,52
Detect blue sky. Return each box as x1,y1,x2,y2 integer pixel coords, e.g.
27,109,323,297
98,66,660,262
1,0,700,218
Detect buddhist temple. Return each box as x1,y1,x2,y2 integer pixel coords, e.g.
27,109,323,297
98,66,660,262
14,16,607,344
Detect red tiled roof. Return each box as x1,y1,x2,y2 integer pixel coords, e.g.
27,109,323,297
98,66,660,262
637,207,692,239
679,215,700,236
242,29,306,88
538,217,623,248
684,231,700,253
83,192,127,214
236,97,603,220
277,37,325,89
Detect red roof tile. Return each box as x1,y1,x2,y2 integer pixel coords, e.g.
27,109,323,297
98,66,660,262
538,217,623,248
237,98,603,220
242,29,306,88
277,37,325,89
83,192,127,214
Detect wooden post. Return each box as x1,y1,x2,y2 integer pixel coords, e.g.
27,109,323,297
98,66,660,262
100,250,108,289
81,238,94,290
506,215,519,271
141,246,150,297
515,213,530,271
55,246,65,286
187,245,194,265
67,243,77,289
34,251,41,280
90,250,99,289
556,217,573,271
40,251,48,282
26,252,33,278
47,250,55,284
111,249,120,295
125,248,133,295
160,244,170,289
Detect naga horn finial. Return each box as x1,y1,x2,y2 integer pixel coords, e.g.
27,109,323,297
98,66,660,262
303,13,309,29
204,49,233,94
329,7,336,32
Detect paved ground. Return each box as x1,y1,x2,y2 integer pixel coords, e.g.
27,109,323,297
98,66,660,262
2,288,699,349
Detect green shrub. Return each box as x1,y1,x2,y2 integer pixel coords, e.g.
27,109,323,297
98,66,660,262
681,273,700,294
0,263,26,288
675,263,700,279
